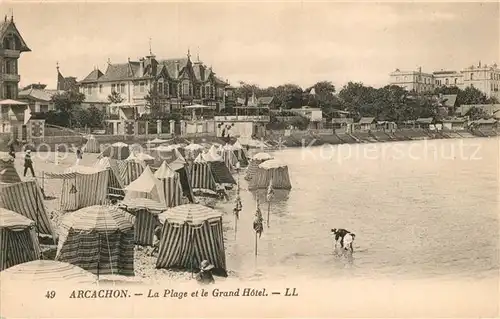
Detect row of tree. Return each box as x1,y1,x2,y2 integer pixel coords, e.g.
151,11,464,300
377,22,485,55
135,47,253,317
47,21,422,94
235,81,498,121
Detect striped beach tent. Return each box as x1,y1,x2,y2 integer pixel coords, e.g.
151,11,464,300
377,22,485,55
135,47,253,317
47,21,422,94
98,142,130,160
94,157,125,199
201,151,236,187
0,208,41,271
44,165,109,212
1,260,97,284
122,166,167,209
245,152,273,181
156,204,227,277
168,156,195,203
148,145,178,168
56,205,136,277
117,157,147,187
189,154,217,195
83,135,101,153
248,159,292,190
0,180,55,238
232,141,249,167
124,206,162,247
154,161,184,208
0,152,21,184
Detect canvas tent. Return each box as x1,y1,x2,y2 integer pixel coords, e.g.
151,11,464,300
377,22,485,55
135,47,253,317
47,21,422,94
232,141,249,167
0,260,97,284
201,150,236,187
0,152,21,183
184,143,205,160
117,156,147,187
154,161,185,208
94,157,125,199
0,208,41,271
122,166,167,210
221,144,240,171
83,135,101,153
189,154,217,195
245,152,273,181
156,204,227,277
44,165,109,211
168,156,195,203
56,205,136,276
248,159,292,190
99,142,131,160
0,180,56,238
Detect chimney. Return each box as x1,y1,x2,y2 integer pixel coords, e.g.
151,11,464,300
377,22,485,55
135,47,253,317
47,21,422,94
139,58,145,77
175,60,180,78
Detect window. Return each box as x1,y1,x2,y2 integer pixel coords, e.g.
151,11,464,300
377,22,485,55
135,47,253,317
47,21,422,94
4,59,17,74
470,73,474,80
139,82,145,93
111,84,116,92
99,85,103,93
40,104,49,113
164,83,168,96
491,73,494,80
120,83,125,93
454,78,458,85
158,81,163,94
87,86,91,94
445,78,449,85
182,82,189,95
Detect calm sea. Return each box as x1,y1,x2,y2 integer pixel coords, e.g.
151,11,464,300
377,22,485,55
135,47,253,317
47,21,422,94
217,137,500,281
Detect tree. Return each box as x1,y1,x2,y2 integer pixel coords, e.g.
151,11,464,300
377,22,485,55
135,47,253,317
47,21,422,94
458,86,488,105
465,106,490,120
144,87,162,118
235,81,260,105
107,91,124,104
50,91,86,127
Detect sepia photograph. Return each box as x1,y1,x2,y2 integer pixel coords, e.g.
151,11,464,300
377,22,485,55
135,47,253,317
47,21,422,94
0,0,499,317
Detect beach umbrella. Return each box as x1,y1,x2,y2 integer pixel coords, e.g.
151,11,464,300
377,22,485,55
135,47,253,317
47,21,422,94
1,260,97,284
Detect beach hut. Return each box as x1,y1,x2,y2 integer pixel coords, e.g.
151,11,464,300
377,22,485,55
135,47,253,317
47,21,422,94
154,161,184,208
232,140,249,167
248,159,292,190
98,142,130,160
167,156,195,203
189,154,218,195
156,204,227,277
245,152,273,181
56,205,136,277
149,145,178,167
0,152,21,184
83,135,101,153
1,260,97,284
0,180,56,238
122,166,167,210
201,149,236,188
44,165,109,212
94,157,126,199
117,156,147,187
0,208,41,271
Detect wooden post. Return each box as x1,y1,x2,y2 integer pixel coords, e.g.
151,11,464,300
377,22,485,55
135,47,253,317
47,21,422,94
234,213,237,240
254,232,258,258
267,201,270,228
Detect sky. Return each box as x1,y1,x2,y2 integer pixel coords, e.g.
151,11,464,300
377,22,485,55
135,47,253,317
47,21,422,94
2,1,499,90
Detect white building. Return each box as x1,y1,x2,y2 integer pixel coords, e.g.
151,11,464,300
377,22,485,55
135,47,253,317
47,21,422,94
389,62,500,99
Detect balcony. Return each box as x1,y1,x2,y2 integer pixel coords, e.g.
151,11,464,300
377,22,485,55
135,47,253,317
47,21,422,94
1,73,20,82
0,49,20,58
214,115,270,122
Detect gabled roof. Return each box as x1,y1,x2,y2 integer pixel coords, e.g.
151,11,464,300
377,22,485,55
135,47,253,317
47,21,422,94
257,96,274,105
358,117,376,124
97,63,139,82
81,69,104,83
158,58,189,79
18,88,65,102
0,18,30,52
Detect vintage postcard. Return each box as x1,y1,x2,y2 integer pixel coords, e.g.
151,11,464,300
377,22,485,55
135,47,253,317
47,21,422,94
0,0,499,318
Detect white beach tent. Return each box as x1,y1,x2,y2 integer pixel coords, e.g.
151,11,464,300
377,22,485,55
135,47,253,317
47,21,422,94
122,166,167,210
248,159,292,190
245,152,274,181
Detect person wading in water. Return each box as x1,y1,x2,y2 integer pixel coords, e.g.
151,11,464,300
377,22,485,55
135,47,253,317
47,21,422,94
23,149,35,177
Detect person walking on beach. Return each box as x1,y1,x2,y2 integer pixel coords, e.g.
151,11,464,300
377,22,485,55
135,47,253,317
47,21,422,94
23,149,35,177
195,260,215,285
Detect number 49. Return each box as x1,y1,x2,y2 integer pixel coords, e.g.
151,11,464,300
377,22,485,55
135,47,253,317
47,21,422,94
45,291,56,299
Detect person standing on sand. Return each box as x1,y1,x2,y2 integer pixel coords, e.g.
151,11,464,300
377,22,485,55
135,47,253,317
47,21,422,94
23,149,35,177
76,147,83,165
195,260,215,285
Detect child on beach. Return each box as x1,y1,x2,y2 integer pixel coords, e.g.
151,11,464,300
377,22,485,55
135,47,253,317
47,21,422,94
195,260,215,285
76,147,83,165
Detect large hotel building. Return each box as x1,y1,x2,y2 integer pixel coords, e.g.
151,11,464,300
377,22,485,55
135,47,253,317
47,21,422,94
389,62,500,99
